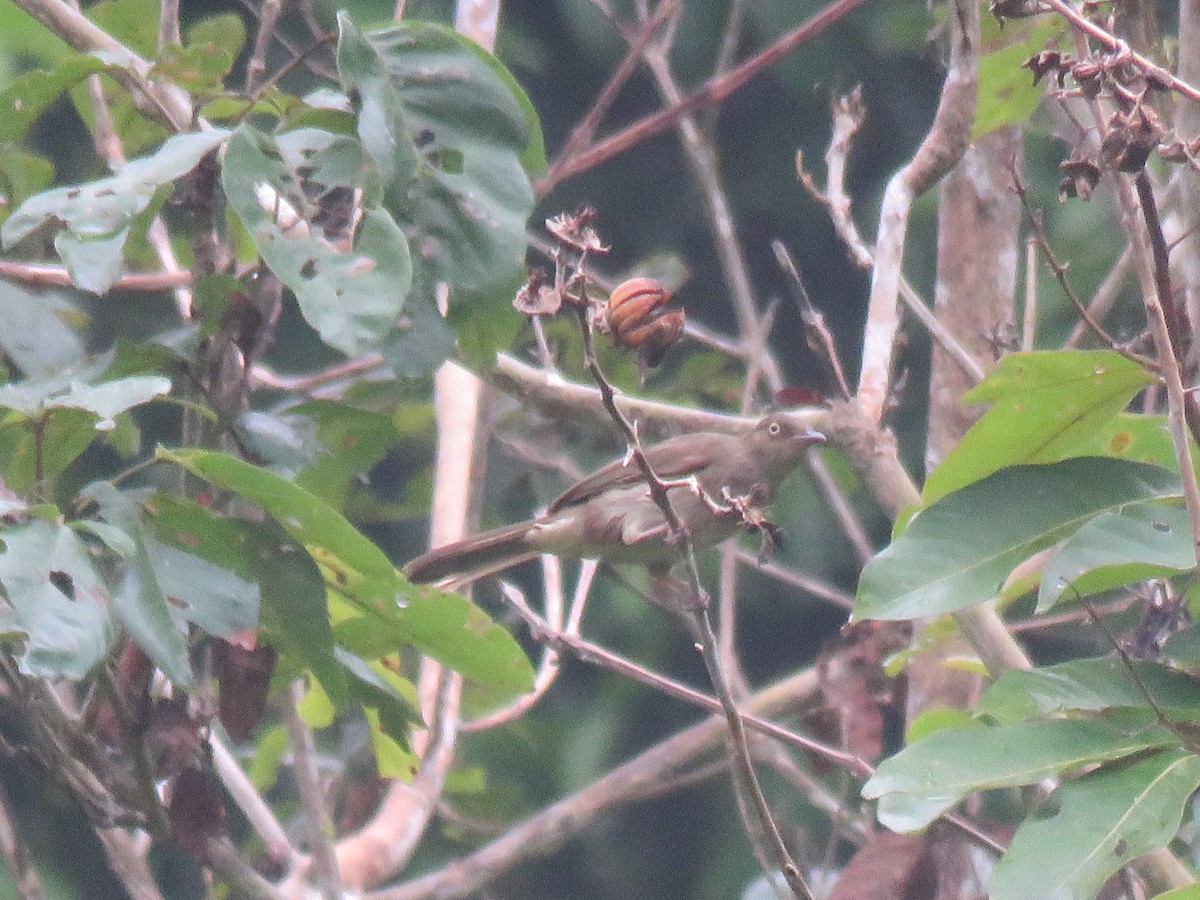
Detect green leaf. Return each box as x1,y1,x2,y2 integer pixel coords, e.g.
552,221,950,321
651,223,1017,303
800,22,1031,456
974,18,1066,138
289,399,399,508
221,126,412,356
863,711,1179,831
358,19,535,361
0,53,111,144
157,447,397,590
87,0,158,57
142,536,259,639
0,283,86,379
249,724,289,789
145,494,346,705
113,541,192,686
978,657,1200,724
0,408,97,492
2,130,230,293
395,583,535,692
151,40,234,94
254,533,346,706
336,15,421,201
0,148,55,228
0,520,114,678
1072,413,1177,469
856,458,1180,621
335,647,421,734
924,351,1157,504
1038,503,1194,610
43,374,171,426
990,749,1200,900
185,13,247,62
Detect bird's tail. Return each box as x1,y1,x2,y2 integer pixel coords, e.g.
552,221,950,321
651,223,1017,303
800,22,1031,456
403,522,537,585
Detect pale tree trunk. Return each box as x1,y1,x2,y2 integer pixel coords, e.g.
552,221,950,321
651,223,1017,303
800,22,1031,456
908,125,1023,898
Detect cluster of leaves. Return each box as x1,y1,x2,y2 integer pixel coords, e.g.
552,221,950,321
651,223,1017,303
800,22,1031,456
0,0,543,825
855,349,1200,898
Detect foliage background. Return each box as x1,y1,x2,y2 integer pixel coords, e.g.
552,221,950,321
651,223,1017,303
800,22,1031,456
0,0,1190,898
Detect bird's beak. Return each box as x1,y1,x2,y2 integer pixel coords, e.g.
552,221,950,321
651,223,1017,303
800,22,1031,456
803,428,827,445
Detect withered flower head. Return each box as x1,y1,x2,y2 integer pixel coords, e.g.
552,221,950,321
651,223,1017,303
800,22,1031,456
513,269,563,316
1059,158,1101,201
546,206,609,254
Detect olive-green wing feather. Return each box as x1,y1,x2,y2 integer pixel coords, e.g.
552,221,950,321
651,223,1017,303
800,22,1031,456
547,435,720,513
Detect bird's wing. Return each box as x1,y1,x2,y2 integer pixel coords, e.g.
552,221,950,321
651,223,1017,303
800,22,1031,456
547,439,715,513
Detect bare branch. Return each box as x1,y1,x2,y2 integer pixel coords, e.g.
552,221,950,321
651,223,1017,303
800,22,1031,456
535,0,868,194
857,0,979,423
365,668,822,900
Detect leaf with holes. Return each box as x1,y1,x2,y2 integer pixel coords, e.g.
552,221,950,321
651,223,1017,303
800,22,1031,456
2,130,229,293
221,126,412,356
990,749,1200,900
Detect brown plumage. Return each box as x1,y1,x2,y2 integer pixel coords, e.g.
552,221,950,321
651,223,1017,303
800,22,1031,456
403,414,825,585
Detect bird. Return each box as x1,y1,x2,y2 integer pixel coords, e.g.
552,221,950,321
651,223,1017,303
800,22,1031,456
404,414,825,586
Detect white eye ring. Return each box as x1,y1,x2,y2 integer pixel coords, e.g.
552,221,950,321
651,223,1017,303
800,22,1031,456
768,422,782,436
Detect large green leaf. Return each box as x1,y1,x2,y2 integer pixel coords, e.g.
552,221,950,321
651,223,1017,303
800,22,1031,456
0,282,87,380
113,541,192,686
221,126,412,357
2,130,230,293
395,583,535,692
990,750,1200,900
978,657,1200,724
348,16,536,367
142,536,259,639
863,711,1179,831
1037,502,1194,610
924,351,1157,503
856,458,1180,621
0,520,114,678
144,493,345,705
157,447,397,593
0,373,169,421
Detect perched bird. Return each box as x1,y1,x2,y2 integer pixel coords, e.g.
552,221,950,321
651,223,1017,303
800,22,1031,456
404,414,825,586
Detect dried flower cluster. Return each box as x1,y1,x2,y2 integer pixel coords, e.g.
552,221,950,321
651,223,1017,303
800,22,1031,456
514,208,687,377
1022,37,1194,200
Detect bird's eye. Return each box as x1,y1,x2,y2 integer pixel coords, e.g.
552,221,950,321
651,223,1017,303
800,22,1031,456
768,422,782,436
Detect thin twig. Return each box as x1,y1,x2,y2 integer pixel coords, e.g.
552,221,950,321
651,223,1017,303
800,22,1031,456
1021,236,1037,352
1065,244,1133,348
535,0,868,194
0,259,193,292
209,733,296,873
282,680,341,900
551,0,680,173
798,93,986,385
772,241,851,400
638,30,776,393
570,290,812,898
245,0,284,94
14,0,191,129
732,548,856,610
1132,173,1200,568
1043,0,1200,103
366,667,822,900
499,581,870,775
